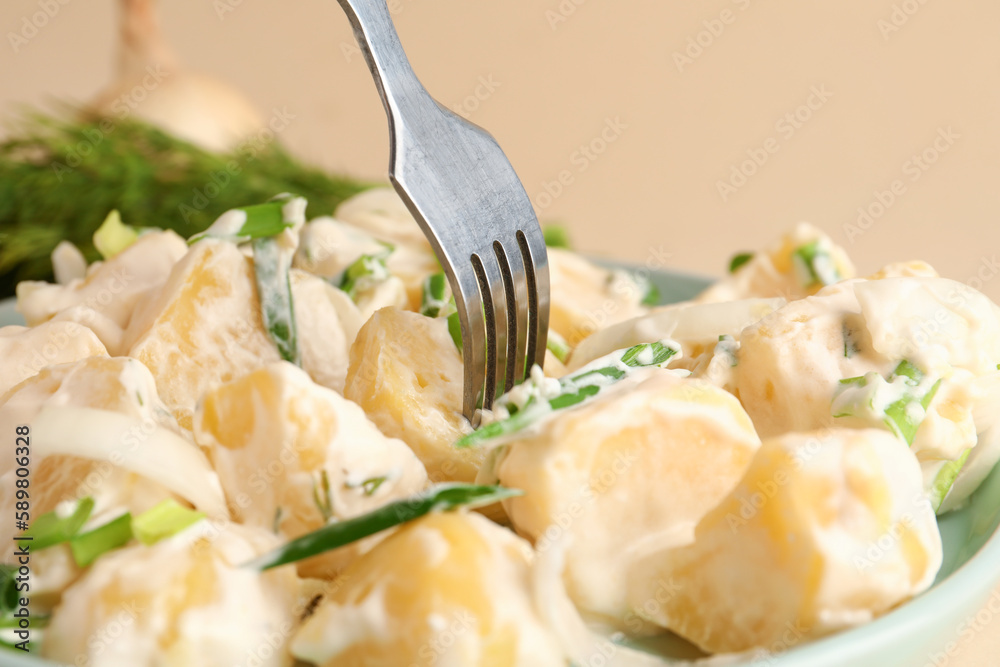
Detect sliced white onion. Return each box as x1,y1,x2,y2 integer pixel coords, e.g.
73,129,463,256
569,298,785,371
32,406,228,518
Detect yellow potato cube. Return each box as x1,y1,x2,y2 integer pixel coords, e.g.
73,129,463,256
291,511,565,667
496,369,761,627
44,521,301,667
0,320,107,398
344,307,479,483
629,429,942,653
194,362,427,578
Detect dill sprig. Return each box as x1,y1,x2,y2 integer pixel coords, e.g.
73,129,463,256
0,113,374,297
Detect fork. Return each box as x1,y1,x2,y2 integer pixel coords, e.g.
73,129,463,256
336,0,550,424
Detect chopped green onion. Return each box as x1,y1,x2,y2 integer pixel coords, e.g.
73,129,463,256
543,224,572,249
188,201,293,245
69,513,133,567
792,240,840,287
832,361,941,445
420,272,451,318
843,325,859,358
132,499,205,546
312,470,334,523
0,565,17,614
360,477,387,496
447,310,463,353
546,330,571,364
243,484,521,571
253,235,300,365
622,340,676,367
930,449,971,513
728,252,754,273
892,359,923,383
23,497,95,550
455,341,678,448
93,210,140,260
339,252,390,300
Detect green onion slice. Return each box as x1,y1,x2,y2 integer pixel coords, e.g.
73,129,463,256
728,252,754,273
23,497,94,551
133,499,205,546
455,340,679,449
188,200,293,245
254,235,300,365
69,513,133,567
243,484,520,571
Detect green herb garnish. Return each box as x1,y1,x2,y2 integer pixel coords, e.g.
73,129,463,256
0,113,372,298
546,330,571,364
244,484,521,571
455,341,678,448
253,235,300,365
132,499,205,546
542,224,572,249
930,449,971,513
22,497,94,550
69,513,133,567
728,252,754,273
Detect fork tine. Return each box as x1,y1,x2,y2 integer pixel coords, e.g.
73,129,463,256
472,251,509,409
496,240,529,386
452,267,487,423
518,229,550,371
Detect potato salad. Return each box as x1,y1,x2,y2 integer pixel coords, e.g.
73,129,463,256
2,192,998,666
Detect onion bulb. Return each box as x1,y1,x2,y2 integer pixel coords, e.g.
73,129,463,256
89,0,264,152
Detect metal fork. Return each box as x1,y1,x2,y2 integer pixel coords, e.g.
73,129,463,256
336,0,550,424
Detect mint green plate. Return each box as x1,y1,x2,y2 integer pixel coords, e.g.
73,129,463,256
2,267,999,667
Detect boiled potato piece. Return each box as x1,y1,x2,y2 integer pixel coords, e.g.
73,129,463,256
0,357,184,523
194,362,427,578
696,223,854,304
16,230,188,334
344,307,478,483
0,320,107,398
496,369,761,627
737,284,890,438
738,276,1000,509
126,240,364,429
291,511,566,667
125,239,282,430
290,269,364,393
44,521,301,667
547,248,650,346
630,429,941,653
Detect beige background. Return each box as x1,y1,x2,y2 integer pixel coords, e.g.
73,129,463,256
2,0,1000,664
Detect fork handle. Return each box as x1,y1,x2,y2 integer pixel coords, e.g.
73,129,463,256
336,0,436,124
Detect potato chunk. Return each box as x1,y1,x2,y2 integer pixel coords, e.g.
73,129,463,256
291,512,565,667
0,320,107,398
496,369,761,627
629,429,941,653
44,521,301,667
344,307,478,483
194,362,427,578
